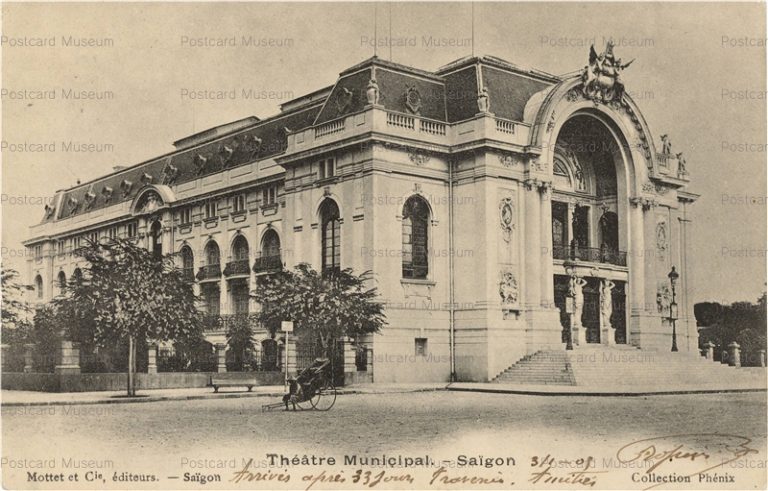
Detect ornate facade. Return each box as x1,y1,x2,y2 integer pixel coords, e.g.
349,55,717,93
24,45,699,382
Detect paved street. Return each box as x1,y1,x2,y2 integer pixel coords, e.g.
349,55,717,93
2,391,766,489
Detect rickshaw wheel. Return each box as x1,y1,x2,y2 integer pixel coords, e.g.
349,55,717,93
309,380,337,411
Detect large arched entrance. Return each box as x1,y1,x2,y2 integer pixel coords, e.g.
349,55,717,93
550,113,630,346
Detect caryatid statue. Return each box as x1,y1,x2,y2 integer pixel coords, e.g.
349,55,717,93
600,279,616,344
569,275,588,328
568,275,588,345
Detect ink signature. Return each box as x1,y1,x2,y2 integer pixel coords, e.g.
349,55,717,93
616,433,760,489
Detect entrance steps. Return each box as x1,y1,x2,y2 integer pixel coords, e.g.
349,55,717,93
492,345,766,391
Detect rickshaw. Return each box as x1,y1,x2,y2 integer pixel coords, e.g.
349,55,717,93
262,358,337,411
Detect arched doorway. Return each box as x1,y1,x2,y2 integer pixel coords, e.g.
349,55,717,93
550,113,629,345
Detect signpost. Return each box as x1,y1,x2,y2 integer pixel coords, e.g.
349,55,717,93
281,321,294,390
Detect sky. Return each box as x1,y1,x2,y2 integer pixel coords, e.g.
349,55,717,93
1,2,766,305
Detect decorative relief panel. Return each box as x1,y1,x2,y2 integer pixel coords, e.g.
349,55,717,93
499,197,515,243
499,270,519,308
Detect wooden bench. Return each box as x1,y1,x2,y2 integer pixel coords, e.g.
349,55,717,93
210,376,258,393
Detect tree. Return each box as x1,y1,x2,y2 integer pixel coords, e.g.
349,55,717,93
252,263,386,355
696,292,767,366
1,267,31,327
1,267,32,371
55,238,203,395
28,305,62,373
226,315,255,371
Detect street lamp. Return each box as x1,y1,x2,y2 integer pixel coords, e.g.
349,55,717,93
563,259,576,351
667,266,679,352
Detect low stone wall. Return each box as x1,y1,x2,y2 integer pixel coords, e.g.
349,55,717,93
344,371,373,385
1,371,284,392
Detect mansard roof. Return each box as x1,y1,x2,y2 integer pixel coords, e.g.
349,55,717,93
40,53,561,224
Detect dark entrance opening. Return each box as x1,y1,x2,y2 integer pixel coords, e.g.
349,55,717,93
582,278,601,343
612,281,627,344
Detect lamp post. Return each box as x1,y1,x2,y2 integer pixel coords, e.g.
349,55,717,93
667,266,679,352
563,260,576,351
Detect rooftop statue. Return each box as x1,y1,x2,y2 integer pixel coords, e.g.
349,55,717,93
581,40,634,103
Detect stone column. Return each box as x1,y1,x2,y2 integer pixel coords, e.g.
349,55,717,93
23,343,35,373
366,347,374,373
147,344,158,374
54,339,80,374
704,341,715,360
566,202,575,248
760,350,766,368
524,180,541,309
628,199,646,344
219,278,228,316
539,182,555,309
343,338,357,374
215,343,227,372
727,342,741,368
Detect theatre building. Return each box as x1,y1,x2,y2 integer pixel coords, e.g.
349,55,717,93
24,45,705,384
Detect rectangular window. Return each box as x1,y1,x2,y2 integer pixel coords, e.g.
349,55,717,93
318,157,336,180
107,227,118,241
34,245,43,259
57,241,65,255
205,200,218,219
415,338,428,357
73,236,82,250
180,207,192,225
232,195,246,214
126,221,138,239
262,186,277,206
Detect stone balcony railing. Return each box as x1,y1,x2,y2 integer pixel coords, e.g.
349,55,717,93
180,267,195,282
253,253,283,274
552,244,628,267
223,259,250,277
654,152,689,182
285,106,531,157
196,264,222,281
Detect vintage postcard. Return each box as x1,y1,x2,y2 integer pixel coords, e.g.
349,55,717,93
1,2,766,490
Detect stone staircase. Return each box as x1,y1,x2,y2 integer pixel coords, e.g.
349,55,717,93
492,350,576,385
492,345,767,390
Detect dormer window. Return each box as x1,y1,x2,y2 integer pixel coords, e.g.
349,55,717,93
318,157,336,180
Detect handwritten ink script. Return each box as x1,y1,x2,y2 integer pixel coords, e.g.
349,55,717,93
616,433,759,489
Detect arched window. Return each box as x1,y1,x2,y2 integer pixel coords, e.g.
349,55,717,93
319,199,341,273
57,271,67,295
72,268,83,286
205,241,220,267
254,229,282,274
150,220,163,259
180,245,194,281
261,229,281,258
232,235,249,262
35,275,44,299
402,196,430,279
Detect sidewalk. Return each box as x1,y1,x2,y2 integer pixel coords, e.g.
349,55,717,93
0,383,447,407
447,382,768,396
